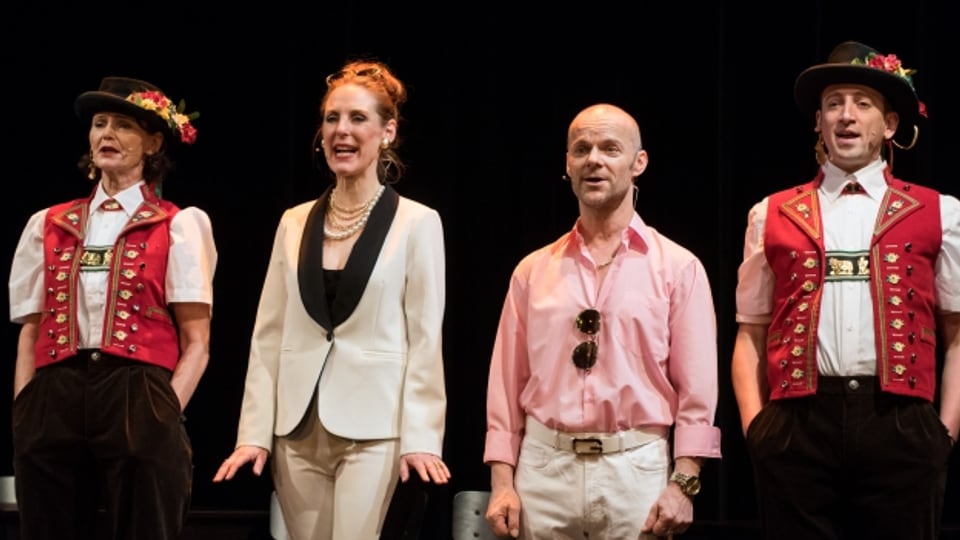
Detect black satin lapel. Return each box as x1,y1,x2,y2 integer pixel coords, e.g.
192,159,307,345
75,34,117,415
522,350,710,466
330,186,400,326
298,188,333,330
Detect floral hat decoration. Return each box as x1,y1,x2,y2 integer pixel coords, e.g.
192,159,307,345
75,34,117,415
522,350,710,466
75,76,199,146
794,41,927,149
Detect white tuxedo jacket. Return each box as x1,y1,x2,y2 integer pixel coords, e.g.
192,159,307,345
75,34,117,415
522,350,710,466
235,186,447,455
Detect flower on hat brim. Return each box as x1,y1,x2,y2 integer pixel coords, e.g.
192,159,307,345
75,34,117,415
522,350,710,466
851,52,928,118
125,91,200,144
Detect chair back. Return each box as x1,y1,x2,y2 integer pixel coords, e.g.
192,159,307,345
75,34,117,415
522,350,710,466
451,490,499,540
269,491,288,540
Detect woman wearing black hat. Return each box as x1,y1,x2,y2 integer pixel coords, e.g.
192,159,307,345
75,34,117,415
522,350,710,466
732,42,960,540
8,76,217,540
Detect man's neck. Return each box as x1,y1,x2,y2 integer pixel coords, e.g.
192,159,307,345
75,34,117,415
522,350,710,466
579,206,633,244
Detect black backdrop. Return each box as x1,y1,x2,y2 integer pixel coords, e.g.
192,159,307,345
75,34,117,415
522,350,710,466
3,0,959,537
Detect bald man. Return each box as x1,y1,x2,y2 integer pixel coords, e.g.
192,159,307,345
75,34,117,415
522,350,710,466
483,104,722,539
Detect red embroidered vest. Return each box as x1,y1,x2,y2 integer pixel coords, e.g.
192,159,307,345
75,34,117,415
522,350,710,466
763,169,942,401
35,185,182,371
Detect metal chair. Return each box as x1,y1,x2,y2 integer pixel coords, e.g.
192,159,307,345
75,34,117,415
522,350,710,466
0,477,15,508
0,476,16,540
269,491,288,540
451,490,499,540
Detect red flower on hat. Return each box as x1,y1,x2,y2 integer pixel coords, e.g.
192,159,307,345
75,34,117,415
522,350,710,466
125,91,200,144
852,52,927,118
866,53,905,74
853,52,917,85
178,123,198,145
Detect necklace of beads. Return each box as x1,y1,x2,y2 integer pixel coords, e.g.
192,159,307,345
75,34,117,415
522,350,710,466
324,184,386,240
330,191,371,215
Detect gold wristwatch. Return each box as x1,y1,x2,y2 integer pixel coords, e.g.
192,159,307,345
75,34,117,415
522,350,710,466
669,471,701,497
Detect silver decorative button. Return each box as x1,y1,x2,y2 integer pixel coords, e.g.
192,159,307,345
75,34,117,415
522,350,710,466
847,379,860,391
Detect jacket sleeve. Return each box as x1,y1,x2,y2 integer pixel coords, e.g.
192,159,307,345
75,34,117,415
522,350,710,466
398,208,447,455
235,213,291,451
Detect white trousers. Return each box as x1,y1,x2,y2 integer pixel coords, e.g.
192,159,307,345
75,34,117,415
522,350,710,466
515,433,670,539
272,398,400,540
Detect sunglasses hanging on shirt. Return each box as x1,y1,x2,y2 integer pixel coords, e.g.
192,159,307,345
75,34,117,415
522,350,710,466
572,309,601,370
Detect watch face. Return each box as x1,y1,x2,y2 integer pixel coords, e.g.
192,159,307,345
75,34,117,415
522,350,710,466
671,472,701,496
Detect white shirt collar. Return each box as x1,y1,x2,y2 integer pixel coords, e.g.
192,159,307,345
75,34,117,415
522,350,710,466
91,181,146,216
820,159,887,202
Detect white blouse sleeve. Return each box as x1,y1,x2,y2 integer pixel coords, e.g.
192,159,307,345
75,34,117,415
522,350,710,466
165,206,217,310
735,197,775,324
936,194,960,313
9,209,48,323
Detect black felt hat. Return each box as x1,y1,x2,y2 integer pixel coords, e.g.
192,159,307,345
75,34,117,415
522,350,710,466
74,76,197,145
794,41,925,146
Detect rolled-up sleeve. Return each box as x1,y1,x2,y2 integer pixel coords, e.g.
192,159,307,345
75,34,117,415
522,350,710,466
668,256,722,459
484,266,530,466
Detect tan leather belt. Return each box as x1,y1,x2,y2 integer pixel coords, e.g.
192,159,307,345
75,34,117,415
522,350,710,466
524,416,667,455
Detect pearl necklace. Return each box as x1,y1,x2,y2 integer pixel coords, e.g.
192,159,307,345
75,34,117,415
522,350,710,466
324,184,385,240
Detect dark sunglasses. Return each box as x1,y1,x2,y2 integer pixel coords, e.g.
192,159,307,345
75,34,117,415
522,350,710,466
572,309,601,370
325,67,383,86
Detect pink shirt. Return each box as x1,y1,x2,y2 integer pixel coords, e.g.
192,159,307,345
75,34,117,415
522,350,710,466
484,213,722,466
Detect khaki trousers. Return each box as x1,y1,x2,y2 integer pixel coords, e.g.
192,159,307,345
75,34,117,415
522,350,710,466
272,397,400,540
515,427,670,539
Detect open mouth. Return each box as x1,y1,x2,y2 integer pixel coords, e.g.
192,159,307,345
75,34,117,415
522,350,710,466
333,145,358,156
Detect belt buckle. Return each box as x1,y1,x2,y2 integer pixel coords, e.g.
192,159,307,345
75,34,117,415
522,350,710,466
571,437,603,455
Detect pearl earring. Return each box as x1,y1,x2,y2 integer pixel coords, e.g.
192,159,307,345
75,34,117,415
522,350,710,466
381,138,390,149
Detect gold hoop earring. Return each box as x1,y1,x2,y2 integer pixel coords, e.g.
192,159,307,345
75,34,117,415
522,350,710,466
814,134,827,165
891,125,919,151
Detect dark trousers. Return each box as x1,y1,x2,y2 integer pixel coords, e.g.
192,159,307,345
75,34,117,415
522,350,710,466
12,351,193,540
746,376,952,540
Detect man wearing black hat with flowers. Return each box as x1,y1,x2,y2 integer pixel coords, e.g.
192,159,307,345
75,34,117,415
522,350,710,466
8,76,216,540
732,41,960,539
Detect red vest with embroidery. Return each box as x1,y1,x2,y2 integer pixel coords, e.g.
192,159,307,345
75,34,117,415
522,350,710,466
764,169,942,401
35,185,182,371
